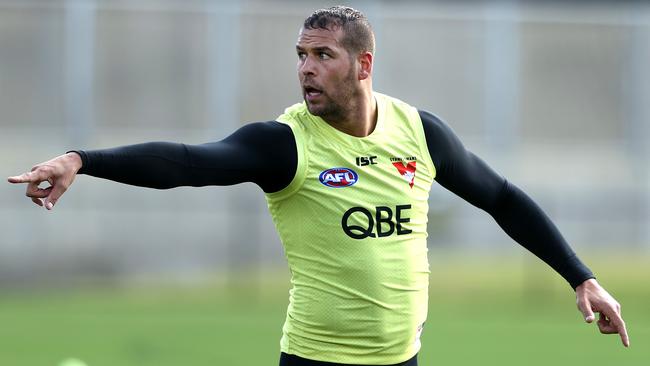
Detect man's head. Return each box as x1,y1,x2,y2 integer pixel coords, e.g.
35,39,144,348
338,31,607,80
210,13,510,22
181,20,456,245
296,6,375,124
303,6,375,56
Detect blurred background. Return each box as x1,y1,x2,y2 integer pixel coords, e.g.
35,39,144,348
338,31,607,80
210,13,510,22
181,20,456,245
1,0,648,365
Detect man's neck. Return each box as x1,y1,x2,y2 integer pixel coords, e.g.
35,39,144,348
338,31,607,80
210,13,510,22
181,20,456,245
325,88,377,138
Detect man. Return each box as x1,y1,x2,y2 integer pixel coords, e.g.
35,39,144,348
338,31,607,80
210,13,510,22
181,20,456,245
8,6,628,366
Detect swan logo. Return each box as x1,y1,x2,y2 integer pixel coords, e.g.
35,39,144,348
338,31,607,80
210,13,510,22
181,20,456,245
392,160,417,188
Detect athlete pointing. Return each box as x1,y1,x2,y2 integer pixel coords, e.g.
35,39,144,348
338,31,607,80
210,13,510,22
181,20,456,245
8,6,628,366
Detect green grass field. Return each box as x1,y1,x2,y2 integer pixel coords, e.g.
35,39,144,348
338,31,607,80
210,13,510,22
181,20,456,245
0,254,647,366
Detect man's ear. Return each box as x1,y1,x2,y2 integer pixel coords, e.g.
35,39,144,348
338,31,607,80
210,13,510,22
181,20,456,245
358,51,373,81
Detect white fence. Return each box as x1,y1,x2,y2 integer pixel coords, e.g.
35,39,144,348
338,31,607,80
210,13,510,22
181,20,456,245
1,0,648,282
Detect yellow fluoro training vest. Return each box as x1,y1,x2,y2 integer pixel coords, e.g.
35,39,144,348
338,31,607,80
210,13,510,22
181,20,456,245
265,92,436,364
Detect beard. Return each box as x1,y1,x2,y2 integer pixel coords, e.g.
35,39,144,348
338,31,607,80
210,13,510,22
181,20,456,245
303,66,359,123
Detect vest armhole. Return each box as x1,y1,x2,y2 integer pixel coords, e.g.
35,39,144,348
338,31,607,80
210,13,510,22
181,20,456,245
411,107,437,181
265,119,308,202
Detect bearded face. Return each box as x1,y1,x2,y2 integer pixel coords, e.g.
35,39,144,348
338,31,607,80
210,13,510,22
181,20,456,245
296,27,361,123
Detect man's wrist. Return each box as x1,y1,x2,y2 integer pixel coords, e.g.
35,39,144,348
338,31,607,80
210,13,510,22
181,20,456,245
576,278,598,291
65,151,83,173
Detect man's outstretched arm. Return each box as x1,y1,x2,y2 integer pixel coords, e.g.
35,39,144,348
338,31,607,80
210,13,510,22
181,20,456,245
418,109,629,347
8,121,297,209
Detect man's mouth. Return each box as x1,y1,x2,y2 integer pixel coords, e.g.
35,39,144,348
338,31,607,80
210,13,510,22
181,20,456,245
304,86,323,100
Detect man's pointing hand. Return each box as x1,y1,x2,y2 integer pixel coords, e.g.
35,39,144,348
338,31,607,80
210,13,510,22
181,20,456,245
8,152,83,210
576,278,630,347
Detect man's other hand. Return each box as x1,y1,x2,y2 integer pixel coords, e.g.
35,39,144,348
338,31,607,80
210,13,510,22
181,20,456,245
576,278,630,347
7,152,83,210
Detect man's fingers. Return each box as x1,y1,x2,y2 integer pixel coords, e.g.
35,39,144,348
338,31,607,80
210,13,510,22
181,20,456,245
31,197,44,207
608,312,630,348
25,183,52,198
44,184,67,210
8,167,51,185
8,172,37,184
597,313,617,333
577,296,595,323
619,323,630,347
597,309,630,347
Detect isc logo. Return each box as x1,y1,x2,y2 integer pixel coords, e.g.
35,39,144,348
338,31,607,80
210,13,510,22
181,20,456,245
319,168,358,188
356,156,377,166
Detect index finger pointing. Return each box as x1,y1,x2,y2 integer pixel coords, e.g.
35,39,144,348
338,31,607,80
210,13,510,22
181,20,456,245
606,309,630,347
8,172,36,184
615,317,630,347
8,168,51,184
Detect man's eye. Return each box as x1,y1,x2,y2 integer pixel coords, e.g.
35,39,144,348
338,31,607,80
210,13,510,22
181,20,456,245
297,52,306,60
319,52,330,60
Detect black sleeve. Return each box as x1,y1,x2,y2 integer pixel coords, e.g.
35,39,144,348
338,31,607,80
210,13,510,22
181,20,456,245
71,121,297,194
419,109,594,289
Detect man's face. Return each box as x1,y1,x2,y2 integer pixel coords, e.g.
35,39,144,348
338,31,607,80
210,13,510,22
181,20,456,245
296,27,359,122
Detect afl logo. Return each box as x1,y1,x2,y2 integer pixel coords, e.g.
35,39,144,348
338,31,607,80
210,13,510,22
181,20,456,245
319,168,358,188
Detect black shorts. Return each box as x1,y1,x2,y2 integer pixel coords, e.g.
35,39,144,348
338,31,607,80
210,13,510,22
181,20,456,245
279,352,418,366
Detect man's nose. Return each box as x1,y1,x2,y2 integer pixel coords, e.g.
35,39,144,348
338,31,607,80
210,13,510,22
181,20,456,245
300,55,316,76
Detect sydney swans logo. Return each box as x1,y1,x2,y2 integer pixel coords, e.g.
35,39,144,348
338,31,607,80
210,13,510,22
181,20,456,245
391,157,417,188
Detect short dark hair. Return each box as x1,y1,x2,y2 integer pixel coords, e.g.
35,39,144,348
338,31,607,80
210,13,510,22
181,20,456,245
303,6,375,55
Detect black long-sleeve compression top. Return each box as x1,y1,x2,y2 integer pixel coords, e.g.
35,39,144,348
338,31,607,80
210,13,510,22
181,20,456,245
73,110,594,289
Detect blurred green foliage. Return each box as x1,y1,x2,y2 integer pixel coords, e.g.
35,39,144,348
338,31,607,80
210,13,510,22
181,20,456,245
0,254,647,366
